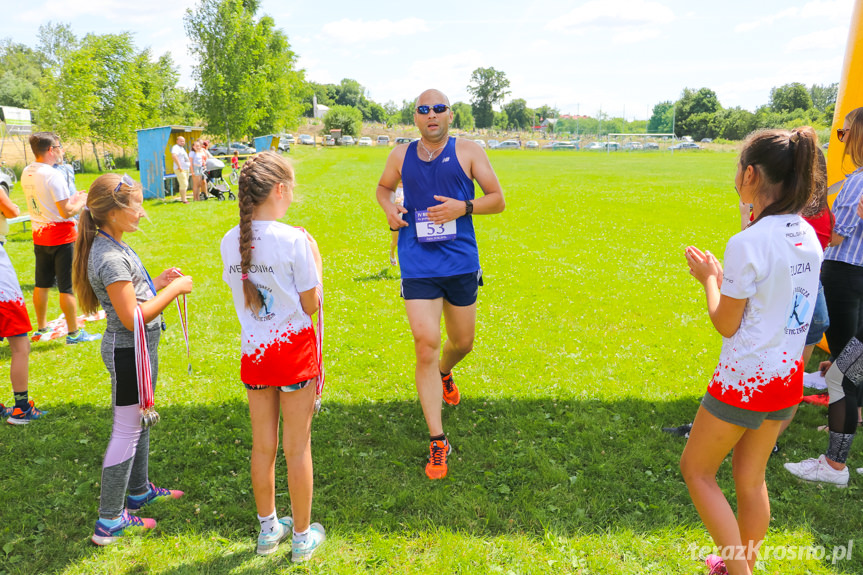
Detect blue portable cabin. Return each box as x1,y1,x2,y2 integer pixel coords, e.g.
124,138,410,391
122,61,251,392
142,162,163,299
253,135,280,153
136,125,204,199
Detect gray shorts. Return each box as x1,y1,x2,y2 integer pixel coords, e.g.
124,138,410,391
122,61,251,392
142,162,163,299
701,392,795,430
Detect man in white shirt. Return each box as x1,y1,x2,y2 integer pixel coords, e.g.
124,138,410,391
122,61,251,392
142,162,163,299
171,136,190,204
21,132,100,344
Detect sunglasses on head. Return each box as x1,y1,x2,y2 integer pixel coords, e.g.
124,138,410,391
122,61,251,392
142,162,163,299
837,128,849,141
416,104,449,115
114,174,135,193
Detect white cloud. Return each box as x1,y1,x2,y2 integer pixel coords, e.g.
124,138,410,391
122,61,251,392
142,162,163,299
20,0,193,25
735,0,853,32
548,0,674,31
784,26,848,52
321,18,429,44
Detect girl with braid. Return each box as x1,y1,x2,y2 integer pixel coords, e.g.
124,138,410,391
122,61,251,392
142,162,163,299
73,174,192,545
220,151,325,561
681,128,822,575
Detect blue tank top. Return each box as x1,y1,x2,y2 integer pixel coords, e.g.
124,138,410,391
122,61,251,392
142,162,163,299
399,137,480,279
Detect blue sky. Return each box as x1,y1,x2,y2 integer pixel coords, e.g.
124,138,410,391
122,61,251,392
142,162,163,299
6,0,855,120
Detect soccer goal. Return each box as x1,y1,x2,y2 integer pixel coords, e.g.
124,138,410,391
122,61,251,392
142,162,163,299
605,132,677,152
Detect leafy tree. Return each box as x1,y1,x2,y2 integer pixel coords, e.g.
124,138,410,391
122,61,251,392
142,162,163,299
451,101,474,131
809,83,838,112
185,0,306,143
467,67,510,129
647,101,674,133
769,82,812,114
503,98,532,130
534,105,558,121
366,101,387,124
334,78,365,108
323,104,362,137
492,109,508,131
674,88,721,137
716,107,756,140
0,40,44,108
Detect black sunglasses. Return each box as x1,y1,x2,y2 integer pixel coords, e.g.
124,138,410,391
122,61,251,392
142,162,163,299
416,104,449,115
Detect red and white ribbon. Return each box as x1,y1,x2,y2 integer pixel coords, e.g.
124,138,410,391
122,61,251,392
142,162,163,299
134,306,154,410
315,285,324,398
175,290,191,374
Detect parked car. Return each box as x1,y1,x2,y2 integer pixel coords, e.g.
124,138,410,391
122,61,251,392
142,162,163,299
473,139,487,148
670,142,702,150
644,142,660,150
358,137,373,146
281,134,296,145
605,142,620,151
487,139,500,149
298,134,315,145
376,135,390,146
583,142,605,150
541,141,576,150
525,140,539,149
700,138,713,143
395,137,413,145
622,142,643,150
0,167,12,195
497,140,520,149
340,135,355,146
323,135,336,146
277,138,291,152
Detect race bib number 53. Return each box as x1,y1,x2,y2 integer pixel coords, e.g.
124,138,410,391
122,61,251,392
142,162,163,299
415,210,456,243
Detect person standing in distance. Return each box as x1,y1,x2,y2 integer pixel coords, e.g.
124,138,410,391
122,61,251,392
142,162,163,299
171,136,190,204
376,89,505,480
21,132,100,344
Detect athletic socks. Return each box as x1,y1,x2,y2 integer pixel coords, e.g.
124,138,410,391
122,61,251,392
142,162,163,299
430,433,447,443
440,371,450,378
293,526,310,543
98,516,123,528
127,487,151,503
13,391,28,411
826,431,856,464
258,511,279,534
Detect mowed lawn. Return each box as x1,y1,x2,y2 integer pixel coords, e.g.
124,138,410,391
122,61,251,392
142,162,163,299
0,146,860,574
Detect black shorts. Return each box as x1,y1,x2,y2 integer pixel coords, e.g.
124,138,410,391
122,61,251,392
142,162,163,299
401,270,483,307
34,243,74,293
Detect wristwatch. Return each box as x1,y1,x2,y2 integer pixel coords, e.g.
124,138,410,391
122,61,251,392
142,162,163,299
464,199,473,216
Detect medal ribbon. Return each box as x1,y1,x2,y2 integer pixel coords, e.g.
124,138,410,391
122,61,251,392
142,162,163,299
315,285,324,398
174,276,191,374
134,306,154,410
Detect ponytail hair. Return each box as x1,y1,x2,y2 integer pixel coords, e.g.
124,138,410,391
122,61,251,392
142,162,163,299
844,107,863,169
237,151,295,312
72,174,143,314
739,126,819,226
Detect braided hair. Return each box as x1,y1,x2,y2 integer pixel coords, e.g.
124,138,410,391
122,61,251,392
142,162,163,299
237,151,295,312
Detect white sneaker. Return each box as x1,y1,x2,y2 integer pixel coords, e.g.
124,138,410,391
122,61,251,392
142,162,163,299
856,468,863,475
292,523,325,563
784,455,849,487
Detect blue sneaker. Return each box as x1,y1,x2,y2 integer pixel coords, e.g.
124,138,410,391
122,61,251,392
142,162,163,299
7,401,47,425
257,517,294,555
66,328,102,345
292,523,325,563
91,509,157,546
126,482,184,511
0,403,9,418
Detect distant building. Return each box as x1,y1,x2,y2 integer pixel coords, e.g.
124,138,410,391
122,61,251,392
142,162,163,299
312,94,329,119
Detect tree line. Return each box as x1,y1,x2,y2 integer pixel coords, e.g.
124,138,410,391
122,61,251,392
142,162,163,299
0,1,840,155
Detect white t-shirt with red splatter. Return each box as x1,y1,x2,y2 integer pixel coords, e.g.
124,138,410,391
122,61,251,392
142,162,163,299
21,162,76,246
221,221,319,387
0,244,32,337
709,214,822,411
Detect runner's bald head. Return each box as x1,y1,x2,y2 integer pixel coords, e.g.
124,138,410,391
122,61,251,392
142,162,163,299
415,89,450,107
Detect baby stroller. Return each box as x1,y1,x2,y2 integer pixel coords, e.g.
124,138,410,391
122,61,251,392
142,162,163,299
200,157,236,201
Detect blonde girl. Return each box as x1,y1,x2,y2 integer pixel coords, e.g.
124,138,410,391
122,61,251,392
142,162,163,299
73,174,193,545
220,151,325,561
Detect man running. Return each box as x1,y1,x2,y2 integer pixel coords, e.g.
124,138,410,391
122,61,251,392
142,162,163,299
376,88,505,479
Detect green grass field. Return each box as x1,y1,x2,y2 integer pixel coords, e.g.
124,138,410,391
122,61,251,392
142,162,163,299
0,147,860,574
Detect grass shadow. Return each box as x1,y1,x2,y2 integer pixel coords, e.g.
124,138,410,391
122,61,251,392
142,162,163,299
353,268,400,282
1,395,859,573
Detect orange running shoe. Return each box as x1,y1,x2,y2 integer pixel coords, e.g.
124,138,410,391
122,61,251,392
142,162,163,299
441,372,460,405
425,439,452,480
